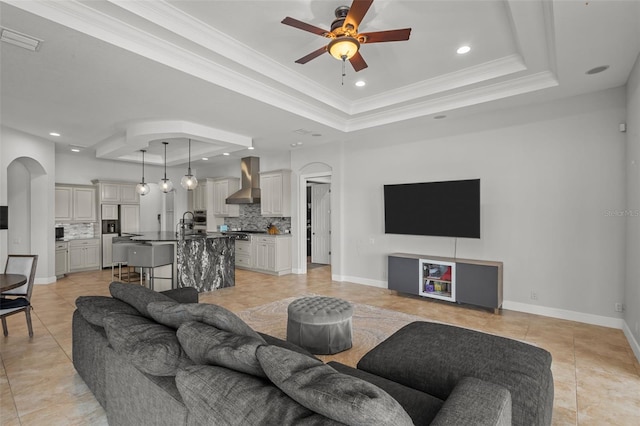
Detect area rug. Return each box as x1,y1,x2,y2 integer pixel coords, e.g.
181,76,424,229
236,296,440,366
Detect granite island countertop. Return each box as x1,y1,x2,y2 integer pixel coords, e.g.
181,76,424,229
127,232,230,242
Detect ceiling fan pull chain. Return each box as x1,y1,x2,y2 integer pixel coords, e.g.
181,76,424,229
341,55,347,85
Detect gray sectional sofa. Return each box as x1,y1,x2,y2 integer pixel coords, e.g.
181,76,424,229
72,282,554,425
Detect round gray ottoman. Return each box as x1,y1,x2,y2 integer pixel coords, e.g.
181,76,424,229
286,296,354,355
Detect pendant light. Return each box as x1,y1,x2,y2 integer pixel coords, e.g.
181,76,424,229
180,138,198,190
159,141,173,193
135,149,150,196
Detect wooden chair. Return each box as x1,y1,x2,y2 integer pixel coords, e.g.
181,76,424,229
1,254,38,337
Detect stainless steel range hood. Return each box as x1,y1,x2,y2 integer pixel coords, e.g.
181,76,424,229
226,156,261,204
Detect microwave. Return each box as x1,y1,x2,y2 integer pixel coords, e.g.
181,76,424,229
55,227,64,240
193,210,206,224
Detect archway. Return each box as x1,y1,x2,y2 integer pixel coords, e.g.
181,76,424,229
7,157,48,272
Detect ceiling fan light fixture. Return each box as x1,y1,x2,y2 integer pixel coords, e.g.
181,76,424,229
328,36,360,60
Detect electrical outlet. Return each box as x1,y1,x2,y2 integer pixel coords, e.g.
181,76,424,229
614,303,624,313
530,291,538,300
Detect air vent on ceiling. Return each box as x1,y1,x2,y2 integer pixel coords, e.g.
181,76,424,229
0,27,42,51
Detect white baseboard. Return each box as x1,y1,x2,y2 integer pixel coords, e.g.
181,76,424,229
622,321,640,364
35,277,57,285
333,275,387,288
502,301,625,329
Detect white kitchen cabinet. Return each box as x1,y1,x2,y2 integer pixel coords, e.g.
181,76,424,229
55,185,96,222
102,234,115,268
260,170,291,217
69,239,100,272
209,178,240,217
73,187,97,221
119,184,139,203
191,181,208,211
102,204,118,220
120,204,140,234
94,181,140,204
55,186,73,221
240,235,291,275
55,241,68,277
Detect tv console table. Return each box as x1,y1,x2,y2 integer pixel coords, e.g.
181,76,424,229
388,253,503,313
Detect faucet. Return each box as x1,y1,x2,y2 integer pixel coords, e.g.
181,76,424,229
178,211,195,236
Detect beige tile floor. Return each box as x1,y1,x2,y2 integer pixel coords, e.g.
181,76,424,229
1,266,639,425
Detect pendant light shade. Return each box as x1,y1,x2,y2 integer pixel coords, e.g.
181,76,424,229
136,149,150,196
159,141,173,193
180,138,198,190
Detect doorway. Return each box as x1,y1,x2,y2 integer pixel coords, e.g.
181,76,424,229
308,182,331,266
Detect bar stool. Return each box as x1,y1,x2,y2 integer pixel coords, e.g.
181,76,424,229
127,244,174,290
111,242,140,283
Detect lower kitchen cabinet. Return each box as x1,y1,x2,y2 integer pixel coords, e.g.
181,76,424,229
235,235,291,275
69,239,100,272
55,241,68,277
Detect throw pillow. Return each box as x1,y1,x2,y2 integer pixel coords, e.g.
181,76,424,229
75,296,140,327
256,345,414,426
177,321,266,377
103,313,192,376
109,281,174,318
176,365,342,426
147,301,264,342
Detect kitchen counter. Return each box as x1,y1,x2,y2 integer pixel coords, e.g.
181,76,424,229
118,231,234,292
128,232,230,242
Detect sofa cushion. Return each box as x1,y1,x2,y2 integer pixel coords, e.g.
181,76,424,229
177,321,266,377
160,287,199,304
147,301,265,342
176,365,343,426
328,361,443,425
256,345,413,426
109,281,175,318
75,296,141,327
103,313,192,376
357,321,553,426
430,376,512,426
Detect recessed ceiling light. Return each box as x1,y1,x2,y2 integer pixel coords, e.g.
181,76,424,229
355,80,366,87
223,152,230,156
49,132,61,137
586,65,609,75
202,157,209,161
456,45,471,54
71,148,80,153
248,146,255,150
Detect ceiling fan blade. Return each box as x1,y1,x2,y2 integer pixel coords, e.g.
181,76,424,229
359,28,412,44
344,0,374,30
349,51,368,72
281,17,329,36
295,46,328,64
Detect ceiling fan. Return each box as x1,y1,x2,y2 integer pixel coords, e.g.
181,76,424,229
281,0,411,72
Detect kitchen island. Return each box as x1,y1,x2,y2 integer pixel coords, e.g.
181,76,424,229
126,232,234,292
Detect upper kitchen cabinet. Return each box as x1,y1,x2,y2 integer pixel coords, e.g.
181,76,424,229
55,186,73,221
190,181,208,211
260,170,291,217
55,185,97,222
93,180,139,204
120,204,140,234
209,177,240,217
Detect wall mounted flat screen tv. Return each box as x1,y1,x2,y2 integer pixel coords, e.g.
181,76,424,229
384,179,480,238
0,206,7,230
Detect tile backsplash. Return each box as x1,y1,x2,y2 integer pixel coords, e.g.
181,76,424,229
56,223,97,239
224,204,291,233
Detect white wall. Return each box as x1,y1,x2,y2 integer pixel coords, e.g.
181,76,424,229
624,52,640,358
0,126,56,282
293,87,628,325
